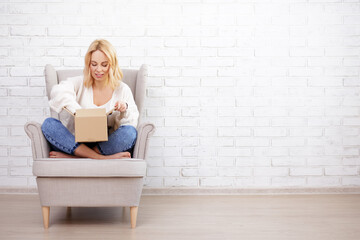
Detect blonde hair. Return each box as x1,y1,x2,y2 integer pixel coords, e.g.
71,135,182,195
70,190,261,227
83,39,123,89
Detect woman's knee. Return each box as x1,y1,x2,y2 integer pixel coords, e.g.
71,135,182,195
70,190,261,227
113,125,137,148
41,118,61,133
122,125,137,142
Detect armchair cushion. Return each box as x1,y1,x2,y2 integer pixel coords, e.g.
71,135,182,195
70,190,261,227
33,158,146,177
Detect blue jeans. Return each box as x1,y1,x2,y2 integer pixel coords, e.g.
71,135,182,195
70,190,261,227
41,118,137,156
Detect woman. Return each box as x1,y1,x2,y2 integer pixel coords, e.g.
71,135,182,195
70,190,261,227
41,39,139,159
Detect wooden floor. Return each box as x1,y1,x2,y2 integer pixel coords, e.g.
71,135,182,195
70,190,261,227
0,194,359,240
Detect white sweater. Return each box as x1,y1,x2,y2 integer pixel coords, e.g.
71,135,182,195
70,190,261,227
49,75,139,132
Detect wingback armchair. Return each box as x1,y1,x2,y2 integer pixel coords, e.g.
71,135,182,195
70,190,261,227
24,64,155,229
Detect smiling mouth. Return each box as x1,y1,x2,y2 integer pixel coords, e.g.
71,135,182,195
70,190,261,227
95,74,103,78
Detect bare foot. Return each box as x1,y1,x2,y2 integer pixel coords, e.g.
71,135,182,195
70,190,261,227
103,152,131,159
91,146,130,159
49,151,77,158
92,146,101,154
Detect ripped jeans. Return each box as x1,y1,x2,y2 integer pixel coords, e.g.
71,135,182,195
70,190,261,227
41,118,137,155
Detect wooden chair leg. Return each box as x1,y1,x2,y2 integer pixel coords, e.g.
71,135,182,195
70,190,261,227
130,206,138,229
41,206,50,229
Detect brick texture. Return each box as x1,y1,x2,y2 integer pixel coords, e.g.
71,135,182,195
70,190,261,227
0,0,359,189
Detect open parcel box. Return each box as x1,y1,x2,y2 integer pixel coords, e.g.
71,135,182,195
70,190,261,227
64,108,114,142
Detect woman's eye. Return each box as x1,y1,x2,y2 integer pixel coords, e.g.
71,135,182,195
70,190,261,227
91,64,97,67
102,65,108,67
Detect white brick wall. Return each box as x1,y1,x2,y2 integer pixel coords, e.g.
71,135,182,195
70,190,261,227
0,0,359,190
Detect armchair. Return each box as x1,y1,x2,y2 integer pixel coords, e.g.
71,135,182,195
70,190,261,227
24,64,155,229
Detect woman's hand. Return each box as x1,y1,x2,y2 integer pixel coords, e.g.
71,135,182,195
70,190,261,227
114,101,128,112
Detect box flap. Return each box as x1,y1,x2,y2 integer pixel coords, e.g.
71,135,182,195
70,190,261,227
63,107,75,116
76,108,106,117
106,107,115,116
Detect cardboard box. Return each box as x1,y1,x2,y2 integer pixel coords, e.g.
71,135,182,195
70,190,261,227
63,107,114,142
74,108,108,142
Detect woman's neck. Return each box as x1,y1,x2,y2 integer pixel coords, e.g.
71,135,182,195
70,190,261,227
93,80,107,90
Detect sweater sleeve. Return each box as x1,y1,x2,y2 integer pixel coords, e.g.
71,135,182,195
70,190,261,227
48,76,83,114
114,84,139,129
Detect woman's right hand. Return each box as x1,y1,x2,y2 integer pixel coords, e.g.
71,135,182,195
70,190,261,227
114,101,128,113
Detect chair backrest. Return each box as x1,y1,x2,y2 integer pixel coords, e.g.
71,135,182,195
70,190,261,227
44,64,148,119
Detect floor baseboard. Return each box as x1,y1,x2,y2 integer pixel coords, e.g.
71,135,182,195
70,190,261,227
142,187,360,195
0,187,38,194
1,187,360,195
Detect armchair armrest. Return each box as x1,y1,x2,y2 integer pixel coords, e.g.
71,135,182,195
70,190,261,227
24,121,50,159
133,122,155,159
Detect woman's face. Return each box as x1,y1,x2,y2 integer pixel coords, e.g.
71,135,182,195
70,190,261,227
90,50,110,82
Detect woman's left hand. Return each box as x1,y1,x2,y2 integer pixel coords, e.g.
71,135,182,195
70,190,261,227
114,101,128,112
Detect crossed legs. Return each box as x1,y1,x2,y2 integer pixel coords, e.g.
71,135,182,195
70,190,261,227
49,144,131,159
42,118,136,159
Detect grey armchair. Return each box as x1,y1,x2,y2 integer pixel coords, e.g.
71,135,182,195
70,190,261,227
24,64,155,229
